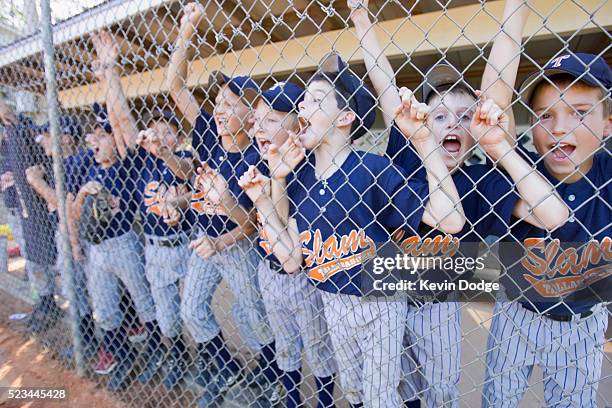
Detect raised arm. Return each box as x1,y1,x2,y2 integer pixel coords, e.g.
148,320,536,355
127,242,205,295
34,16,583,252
472,95,569,230
394,89,465,234
92,31,138,158
480,0,531,141
166,2,204,126
349,0,400,128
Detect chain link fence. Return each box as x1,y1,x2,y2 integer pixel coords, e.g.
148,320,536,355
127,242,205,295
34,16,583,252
0,0,609,407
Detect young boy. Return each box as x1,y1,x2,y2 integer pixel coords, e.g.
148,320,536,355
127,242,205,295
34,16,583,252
237,81,337,407
69,103,159,392
166,4,276,405
0,99,61,335
348,1,569,406
26,115,98,359
92,30,193,390
240,52,465,407
481,52,611,408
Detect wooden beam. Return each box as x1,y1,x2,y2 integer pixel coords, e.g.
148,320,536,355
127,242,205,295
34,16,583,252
0,0,179,67
58,0,612,108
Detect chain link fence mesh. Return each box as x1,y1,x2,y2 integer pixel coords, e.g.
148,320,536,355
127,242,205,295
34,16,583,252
0,0,609,407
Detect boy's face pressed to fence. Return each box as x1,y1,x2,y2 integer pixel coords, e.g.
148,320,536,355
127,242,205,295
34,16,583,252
298,80,351,150
88,127,116,166
253,99,296,160
427,92,476,170
213,84,251,139
531,81,612,182
36,132,74,157
148,119,181,151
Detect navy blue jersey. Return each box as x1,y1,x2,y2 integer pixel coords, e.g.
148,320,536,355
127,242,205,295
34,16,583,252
0,138,20,210
499,149,611,315
287,150,428,296
64,149,95,195
5,115,57,264
132,147,193,236
190,109,260,238
85,157,138,240
387,125,520,299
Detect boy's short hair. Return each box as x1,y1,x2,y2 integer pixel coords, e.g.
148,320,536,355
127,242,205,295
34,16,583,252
425,82,477,106
422,62,476,105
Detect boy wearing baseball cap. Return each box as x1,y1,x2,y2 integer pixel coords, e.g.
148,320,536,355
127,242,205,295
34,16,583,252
349,1,570,406
481,50,612,407
91,29,199,390
167,4,276,406
27,114,97,356
237,81,337,407
240,52,464,407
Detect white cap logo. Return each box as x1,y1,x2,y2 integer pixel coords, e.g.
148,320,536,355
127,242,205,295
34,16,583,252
550,55,571,68
269,81,286,91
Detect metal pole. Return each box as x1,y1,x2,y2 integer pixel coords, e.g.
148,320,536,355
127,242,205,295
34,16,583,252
39,0,85,376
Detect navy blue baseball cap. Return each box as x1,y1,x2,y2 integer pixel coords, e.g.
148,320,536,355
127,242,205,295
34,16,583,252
39,115,82,138
92,102,112,134
208,71,260,105
519,52,612,105
145,108,181,130
319,52,376,140
254,81,304,113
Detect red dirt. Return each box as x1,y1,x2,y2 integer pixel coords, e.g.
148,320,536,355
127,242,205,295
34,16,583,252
0,295,128,408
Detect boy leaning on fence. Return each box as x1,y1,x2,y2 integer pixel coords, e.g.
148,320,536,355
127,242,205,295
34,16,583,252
0,99,62,335
67,101,161,392
165,3,277,406
25,115,99,361
237,81,338,407
240,50,464,406
349,0,569,405
90,30,196,390
481,48,612,408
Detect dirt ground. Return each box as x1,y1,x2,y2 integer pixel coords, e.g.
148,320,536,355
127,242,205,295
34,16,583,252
0,295,129,408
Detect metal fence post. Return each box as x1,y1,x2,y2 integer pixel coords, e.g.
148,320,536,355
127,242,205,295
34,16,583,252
39,0,85,376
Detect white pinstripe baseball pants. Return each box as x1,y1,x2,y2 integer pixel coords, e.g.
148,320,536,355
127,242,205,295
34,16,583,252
258,260,336,377
320,291,406,407
482,300,607,408
180,236,273,350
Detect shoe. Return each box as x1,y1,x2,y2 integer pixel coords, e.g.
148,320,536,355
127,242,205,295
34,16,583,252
91,347,117,375
107,350,137,392
193,354,218,388
127,325,147,343
196,364,242,407
137,344,165,384
162,353,187,390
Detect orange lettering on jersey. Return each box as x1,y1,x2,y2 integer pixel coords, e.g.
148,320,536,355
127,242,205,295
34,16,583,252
256,212,272,255
301,229,375,282
397,234,460,257
190,191,227,216
144,181,167,216
521,237,612,297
